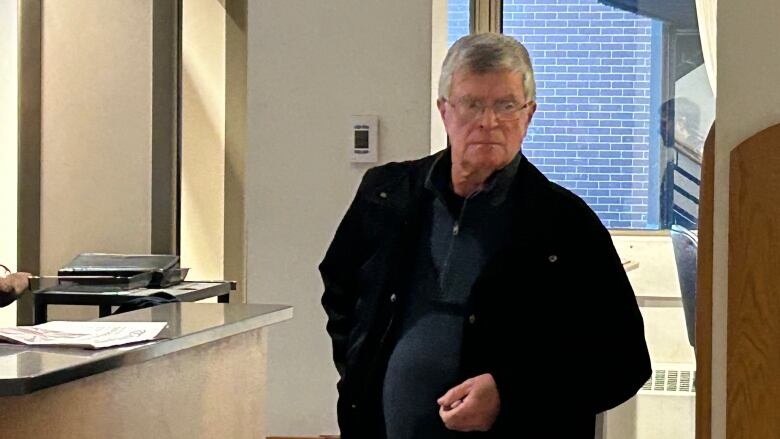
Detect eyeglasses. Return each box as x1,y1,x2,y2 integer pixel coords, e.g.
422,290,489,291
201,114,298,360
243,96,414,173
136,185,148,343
444,96,533,123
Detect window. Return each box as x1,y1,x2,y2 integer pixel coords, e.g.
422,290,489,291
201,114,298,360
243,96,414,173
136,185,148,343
500,0,712,230
492,2,711,437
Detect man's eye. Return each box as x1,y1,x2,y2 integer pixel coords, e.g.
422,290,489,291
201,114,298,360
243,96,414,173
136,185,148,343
499,102,518,112
466,101,482,110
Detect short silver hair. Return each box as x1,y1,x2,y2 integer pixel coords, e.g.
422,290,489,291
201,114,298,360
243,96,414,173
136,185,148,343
438,33,536,101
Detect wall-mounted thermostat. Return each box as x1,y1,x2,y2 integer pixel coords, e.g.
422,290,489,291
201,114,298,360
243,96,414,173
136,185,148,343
350,115,378,163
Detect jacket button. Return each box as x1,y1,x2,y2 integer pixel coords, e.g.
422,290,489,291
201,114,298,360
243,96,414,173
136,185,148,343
379,191,388,199
468,314,476,324
548,254,558,263
390,293,397,303
351,404,358,409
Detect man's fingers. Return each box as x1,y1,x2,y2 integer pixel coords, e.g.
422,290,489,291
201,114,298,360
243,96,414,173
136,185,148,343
439,398,465,428
439,374,501,432
439,398,463,413
9,273,31,295
437,378,471,407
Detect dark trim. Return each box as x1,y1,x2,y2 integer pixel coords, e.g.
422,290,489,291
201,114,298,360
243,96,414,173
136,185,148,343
673,185,700,205
224,0,248,303
496,0,503,33
151,0,180,255
17,0,42,325
673,164,702,186
176,0,183,256
469,0,476,34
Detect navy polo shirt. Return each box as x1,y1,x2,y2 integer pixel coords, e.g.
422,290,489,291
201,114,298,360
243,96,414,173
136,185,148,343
382,149,521,439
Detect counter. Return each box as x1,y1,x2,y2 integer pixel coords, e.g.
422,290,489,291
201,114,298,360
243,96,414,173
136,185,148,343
0,302,293,439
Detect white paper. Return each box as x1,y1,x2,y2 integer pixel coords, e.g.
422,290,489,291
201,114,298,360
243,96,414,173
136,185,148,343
0,321,168,349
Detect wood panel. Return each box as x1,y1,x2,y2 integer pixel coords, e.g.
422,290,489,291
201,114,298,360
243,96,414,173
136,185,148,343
696,123,715,439
727,122,780,438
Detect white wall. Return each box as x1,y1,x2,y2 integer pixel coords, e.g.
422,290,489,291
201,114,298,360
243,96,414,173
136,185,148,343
431,0,448,153
712,1,780,438
247,0,436,434
0,0,17,327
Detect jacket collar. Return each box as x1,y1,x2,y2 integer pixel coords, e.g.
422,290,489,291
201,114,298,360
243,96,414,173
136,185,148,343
423,148,523,208
379,150,553,249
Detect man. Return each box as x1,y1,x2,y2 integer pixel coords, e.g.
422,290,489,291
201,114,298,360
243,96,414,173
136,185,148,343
0,265,30,308
321,33,651,438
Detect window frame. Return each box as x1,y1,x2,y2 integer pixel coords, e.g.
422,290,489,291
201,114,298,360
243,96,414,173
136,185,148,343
472,0,502,34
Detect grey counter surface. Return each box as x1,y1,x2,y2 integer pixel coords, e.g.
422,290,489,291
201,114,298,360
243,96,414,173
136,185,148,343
0,303,293,396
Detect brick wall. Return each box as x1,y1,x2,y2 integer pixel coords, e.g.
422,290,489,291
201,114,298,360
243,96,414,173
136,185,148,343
506,0,652,228
447,0,654,229
448,0,470,47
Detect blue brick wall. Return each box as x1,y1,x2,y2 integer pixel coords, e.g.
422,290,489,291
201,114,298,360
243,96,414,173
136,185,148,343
448,0,470,47
442,0,654,228
502,0,653,229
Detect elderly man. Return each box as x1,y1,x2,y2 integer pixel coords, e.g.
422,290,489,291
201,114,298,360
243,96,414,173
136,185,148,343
321,33,651,438
0,265,30,308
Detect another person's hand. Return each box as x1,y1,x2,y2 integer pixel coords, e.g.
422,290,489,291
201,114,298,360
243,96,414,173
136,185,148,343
437,373,500,432
0,272,32,307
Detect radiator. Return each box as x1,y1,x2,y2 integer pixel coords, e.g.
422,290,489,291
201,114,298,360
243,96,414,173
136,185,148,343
604,363,696,439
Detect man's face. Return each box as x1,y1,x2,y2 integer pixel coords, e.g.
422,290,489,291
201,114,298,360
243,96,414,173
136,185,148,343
438,69,536,175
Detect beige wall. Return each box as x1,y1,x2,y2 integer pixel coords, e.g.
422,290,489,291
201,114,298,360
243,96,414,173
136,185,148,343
246,0,437,434
181,0,226,283
430,0,448,153
0,0,17,327
712,1,780,438
40,0,154,275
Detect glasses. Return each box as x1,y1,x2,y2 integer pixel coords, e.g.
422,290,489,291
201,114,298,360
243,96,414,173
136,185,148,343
444,96,533,123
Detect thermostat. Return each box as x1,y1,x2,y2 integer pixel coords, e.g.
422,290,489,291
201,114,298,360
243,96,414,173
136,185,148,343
350,115,378,163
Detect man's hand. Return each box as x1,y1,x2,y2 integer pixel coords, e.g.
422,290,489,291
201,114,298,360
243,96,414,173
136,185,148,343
0,272,31,307
437,373,500,432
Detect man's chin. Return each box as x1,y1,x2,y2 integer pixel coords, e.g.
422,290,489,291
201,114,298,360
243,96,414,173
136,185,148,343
466,148,506,165
462,158,505,176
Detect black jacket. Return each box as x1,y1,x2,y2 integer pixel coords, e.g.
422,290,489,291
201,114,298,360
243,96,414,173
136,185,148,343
320,152,651,438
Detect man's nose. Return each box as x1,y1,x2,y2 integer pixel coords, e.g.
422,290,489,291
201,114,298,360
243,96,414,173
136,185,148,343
478,106,500,128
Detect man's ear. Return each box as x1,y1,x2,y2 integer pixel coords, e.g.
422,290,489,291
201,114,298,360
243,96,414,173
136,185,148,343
525,101,537,124
437,98,447,121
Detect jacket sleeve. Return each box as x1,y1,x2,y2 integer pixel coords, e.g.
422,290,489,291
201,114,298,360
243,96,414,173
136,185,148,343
488,208,651,430
578,216,652,414
319,170,376,378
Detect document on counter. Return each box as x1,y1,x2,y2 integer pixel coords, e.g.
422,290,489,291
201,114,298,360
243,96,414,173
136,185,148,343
0,321,168,349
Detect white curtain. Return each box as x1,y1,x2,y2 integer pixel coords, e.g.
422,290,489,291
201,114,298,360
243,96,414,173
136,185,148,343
695,0,717,96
